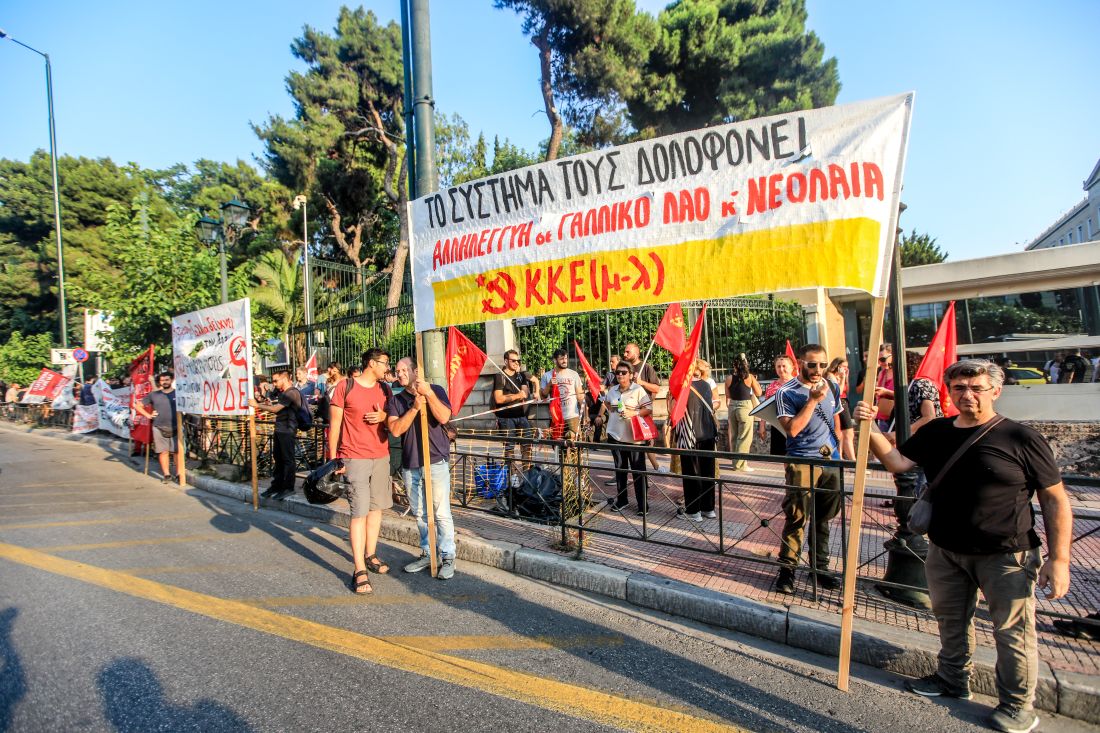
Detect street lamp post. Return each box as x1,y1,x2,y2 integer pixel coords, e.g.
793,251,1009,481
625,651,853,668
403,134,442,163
293,195,312,327
194,200,251,305
1,29,68,346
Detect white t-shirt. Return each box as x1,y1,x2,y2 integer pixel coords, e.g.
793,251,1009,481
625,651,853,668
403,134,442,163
602,383,652,443
541,368,584,419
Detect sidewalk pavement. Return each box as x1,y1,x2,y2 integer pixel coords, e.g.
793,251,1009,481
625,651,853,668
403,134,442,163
4,420,1098,724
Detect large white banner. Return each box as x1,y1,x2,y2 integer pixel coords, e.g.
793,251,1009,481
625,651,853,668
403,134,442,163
171,298,253,416
408,93,913,331
96,383,131,439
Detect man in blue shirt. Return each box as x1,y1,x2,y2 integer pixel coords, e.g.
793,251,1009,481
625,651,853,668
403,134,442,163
387,356,456,580
773,343,849,594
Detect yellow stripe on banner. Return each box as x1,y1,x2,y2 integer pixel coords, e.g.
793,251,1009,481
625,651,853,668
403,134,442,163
432,217,880,327
0,541,747,733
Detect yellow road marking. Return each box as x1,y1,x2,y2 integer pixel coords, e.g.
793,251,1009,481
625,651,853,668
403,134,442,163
118,563,254,576
0,514,200,531
38,534,219,552
381,633,624,652
0,541,746,733
0,498,176,509
0,489,166,499
239,593,489,608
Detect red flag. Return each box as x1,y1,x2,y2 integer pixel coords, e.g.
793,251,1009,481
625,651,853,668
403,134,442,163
914,301,960,417
129,345,155,446
548,382,564,440
304,351,318,382
573,340,602,404
21,368,67,404
785,339,798,366
668,304,708,427
654,303,686,355
446,326,488,415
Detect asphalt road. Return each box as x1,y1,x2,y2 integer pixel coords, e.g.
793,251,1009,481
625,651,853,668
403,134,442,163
0,426,1095,733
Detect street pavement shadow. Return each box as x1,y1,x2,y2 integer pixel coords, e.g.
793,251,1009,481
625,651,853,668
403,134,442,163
381,543,877,733
0,608,26,733
98,657,252,733
192,494,352,584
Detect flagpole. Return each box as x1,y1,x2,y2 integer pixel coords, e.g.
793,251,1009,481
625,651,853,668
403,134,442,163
414,330,439,578
483,354,523,392
450,398,539,422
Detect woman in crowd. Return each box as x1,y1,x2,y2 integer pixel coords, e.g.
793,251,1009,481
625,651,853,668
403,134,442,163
674,359,719,521
825,357,856,459
725,354,762,471
758,355,795,457
694,359,722,410
593,362,652,516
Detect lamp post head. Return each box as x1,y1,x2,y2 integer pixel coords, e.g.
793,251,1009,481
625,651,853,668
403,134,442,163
195,216,222,244
220,199,251,229
0,29,9,40
292,194,307,210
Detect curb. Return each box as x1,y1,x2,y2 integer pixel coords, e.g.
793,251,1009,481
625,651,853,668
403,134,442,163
4,421,1098,724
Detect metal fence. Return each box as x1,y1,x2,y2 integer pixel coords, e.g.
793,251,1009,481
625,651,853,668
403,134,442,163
309,257,411,320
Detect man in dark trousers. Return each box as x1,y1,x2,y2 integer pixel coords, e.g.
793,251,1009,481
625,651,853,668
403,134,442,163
250,367,301,499
492,349,537,477
856,359,1072,733
134,372,178,483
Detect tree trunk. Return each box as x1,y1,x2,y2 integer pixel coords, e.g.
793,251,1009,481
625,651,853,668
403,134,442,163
384,199,410,338
534,27,562,162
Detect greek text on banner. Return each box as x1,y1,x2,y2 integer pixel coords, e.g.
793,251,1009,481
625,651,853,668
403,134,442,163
171,298,253,416
408,93,913,331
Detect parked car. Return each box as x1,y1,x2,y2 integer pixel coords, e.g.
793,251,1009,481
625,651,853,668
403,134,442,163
1005,367,1048,385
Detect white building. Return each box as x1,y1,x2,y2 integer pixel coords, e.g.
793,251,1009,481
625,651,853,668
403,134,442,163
1026,157,1100,250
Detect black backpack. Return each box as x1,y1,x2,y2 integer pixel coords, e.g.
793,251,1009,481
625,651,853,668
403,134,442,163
289,388,313,430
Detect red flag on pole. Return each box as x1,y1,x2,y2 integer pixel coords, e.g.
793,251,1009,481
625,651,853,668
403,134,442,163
446,326,488,415
914,300,960,418
129,345,155,446
668,304,708,427
573,340,602,404
304,351,318,382
654,303,686,355
548,382,564,440
785,339,798,366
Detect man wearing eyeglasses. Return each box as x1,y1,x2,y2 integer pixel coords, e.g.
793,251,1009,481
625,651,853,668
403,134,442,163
773,344,849,595
492,349,538,474
856,359,1071,733
328,348,395,595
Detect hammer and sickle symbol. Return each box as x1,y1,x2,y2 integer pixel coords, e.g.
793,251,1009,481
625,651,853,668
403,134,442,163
477,271,519,315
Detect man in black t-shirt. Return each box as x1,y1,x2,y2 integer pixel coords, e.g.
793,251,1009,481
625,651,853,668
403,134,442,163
250,367,302,499
1061,349,1090,384
856,359,1072,733
134,372,178,483
493,349,537,473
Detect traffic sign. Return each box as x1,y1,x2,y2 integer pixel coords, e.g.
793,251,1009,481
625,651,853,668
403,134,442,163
50,348,77,365
72,348,89,363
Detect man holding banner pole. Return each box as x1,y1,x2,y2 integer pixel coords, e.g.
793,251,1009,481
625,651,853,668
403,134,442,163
134,372,179,484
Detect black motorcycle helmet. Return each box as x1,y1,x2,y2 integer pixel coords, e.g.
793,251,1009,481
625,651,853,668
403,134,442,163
303,459,348,505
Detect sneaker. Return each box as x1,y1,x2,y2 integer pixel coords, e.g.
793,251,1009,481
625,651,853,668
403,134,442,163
702,510,717,519
987,705,1038,733
260,486,281,498
775,567,795,595
681,511,702,522
404,554,432,573
636,508,648,516
656,465,670,474
160,475,172,485
605,498,627,512
437,558,455,580
815,573,840,591
905,673,973,700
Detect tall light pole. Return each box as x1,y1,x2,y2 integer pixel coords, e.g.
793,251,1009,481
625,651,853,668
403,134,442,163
194,199,251,305
1,28,68,346
293,195,312,326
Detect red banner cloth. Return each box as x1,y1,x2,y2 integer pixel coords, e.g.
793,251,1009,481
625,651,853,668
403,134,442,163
304,351,318,382
446,326,487,415
913,301,960,418
573,340,603,405
22,368,67,403
548,382,564,440
654,303,686,355
668,304,708,427
129,345,155,445
785,339,799,366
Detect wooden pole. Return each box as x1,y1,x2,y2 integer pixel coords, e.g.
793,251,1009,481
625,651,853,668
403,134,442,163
415,331,439,578
143,437,151,475
176,411,187,487
837,295,887,691
248,413,259,510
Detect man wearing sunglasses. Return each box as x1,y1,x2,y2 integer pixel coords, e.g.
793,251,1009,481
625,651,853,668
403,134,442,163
773,344,848,595
492,349,538,474
855,359,1071,733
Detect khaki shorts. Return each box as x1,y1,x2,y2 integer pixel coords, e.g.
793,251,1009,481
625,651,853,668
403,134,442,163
344,458,392,517
152,428,177,454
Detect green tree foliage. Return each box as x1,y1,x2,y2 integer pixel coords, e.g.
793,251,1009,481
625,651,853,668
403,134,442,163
0,152,144,342
0,331,54,385
255,7,407,317
248,249,303,339
628,0,840,136
899,229,948,267
494,0,658,159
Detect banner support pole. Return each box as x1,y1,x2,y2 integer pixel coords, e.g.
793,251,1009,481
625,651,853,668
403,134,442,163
176,411,187,487
248,413,259,510
144,438,151,476
414,331,439,577
837,295,887,691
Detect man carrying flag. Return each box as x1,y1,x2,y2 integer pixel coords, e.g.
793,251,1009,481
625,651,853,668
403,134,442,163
540,348,585,440
492,348,538,473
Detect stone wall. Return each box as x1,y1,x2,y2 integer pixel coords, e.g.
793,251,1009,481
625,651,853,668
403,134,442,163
1023,421,1100,478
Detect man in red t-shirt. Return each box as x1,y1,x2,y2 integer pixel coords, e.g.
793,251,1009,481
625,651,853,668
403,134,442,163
328,347,393,595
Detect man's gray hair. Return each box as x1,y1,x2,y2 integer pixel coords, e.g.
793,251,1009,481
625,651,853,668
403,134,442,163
943,359,1004,389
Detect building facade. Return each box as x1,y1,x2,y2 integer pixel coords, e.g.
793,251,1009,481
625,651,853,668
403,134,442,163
1026,157,1100,250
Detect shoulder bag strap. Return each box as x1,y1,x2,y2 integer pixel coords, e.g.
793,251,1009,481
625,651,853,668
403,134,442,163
924,414,1006,497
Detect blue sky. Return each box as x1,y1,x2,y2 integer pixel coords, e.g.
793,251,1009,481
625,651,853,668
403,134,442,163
2,1,1098,260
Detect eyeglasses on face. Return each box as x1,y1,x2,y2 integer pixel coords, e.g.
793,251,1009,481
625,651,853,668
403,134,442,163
615,370,631,376
506,357,520,363
949,384,995,395
371,358,390,367
802,361,828,369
